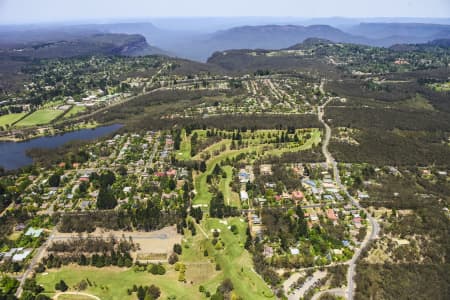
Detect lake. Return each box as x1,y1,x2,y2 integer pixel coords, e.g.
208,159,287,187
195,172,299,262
0,124,122,170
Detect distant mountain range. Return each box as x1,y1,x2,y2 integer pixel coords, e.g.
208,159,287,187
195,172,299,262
0,21,449,61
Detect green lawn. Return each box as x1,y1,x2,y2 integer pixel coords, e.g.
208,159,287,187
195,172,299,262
219,166,240,207
192,139,230,160
201,218,274,299
0,113,27,127
177,130,191,160
261,129,321,157
63,106,86,119
15,109,64,127
36,265,203,300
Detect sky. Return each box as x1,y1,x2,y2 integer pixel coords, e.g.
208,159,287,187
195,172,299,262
0,0,449,24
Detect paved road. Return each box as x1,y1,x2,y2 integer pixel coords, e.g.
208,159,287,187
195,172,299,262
317,97,380,300
285,271,327,300
15,227,57,298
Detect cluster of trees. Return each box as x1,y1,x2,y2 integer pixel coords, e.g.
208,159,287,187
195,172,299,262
330,128,450,166
189,131,221,157
209,191,239,218
133,262,166,275
0,275,19,298
21,278,51,300
48,236,136,254
262,207,308,250
43,250,133,269
58,200,180,233
127,284,161,300
54,280,68,292
355,263,450,300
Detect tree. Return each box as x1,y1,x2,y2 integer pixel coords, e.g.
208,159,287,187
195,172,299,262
199,161,207,173
218,278,234,294
99,170,116,188
48,174,60,187
147,285,161,299
97,187,117,210
0,275,19,295
55,279,68,292
168,253,179,265
173,243,182,255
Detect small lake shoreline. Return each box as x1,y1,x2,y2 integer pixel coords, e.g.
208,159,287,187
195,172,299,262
0,124,123,171
0,123,101,143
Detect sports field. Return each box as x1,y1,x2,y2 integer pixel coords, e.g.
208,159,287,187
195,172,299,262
15,109,64,127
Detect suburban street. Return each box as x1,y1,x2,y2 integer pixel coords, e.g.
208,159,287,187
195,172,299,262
317,95,380,300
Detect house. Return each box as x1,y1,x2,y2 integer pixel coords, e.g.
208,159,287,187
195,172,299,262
79,175,89,183
302,179,317,188
239,169,250,183
3,248,32,262
240,191,249,202
357,191,370,200
251,214,261,225
265,182,276,188
310,214,319,222
25,227,43,238
282,192,291,200
292,190,304,201
260,164,273,175
290,248,300,255
80,201,91,210
332,249,343,256
263,245,274,258
256,197,267,204
326,209,338,221
166,169,177,177
123,187,132,193
335,193,344,201
15,224,26,231
323,194,334,201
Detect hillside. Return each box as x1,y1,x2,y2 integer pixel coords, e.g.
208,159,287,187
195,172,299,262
347,22,450,46
2,33,166,59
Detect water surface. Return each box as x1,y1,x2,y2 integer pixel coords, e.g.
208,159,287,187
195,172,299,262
0,124,122,170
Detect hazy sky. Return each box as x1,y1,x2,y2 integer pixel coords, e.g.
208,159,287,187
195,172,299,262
0,0,449,24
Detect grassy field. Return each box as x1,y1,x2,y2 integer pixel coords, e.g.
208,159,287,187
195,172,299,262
219,165,240,207
202,218,274,299
180,217,274,299
0,113,27,127
63,106,86,119
37,265,203,300
177,129,191,160
35,219,273,299
15,109,64,127
261,128,321,157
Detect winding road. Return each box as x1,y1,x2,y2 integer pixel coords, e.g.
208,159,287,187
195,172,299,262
317,95,380,300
